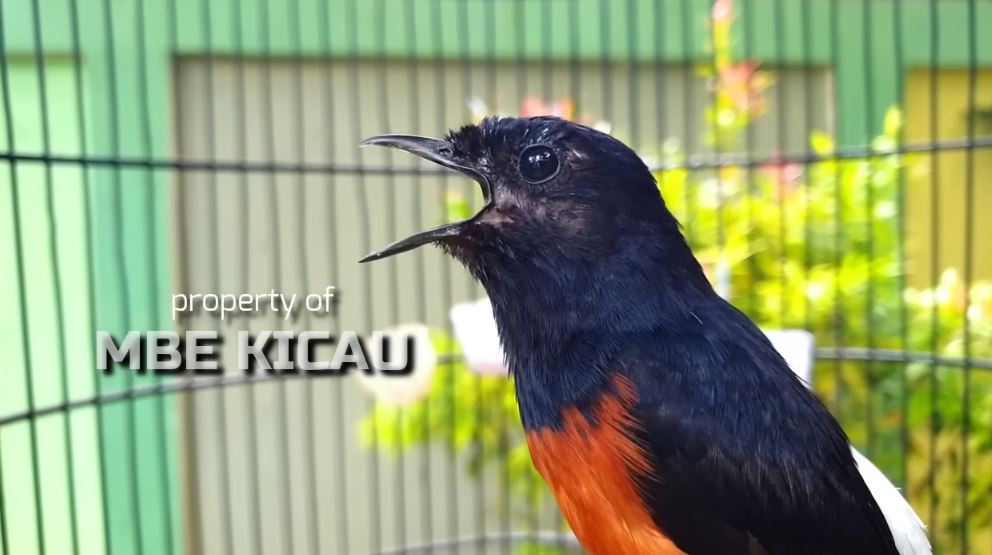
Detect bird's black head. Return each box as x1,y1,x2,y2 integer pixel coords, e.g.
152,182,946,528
362,116,701,281
361,116,712,361
362,117,714,399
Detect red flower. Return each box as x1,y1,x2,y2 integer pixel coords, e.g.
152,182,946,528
711,0,733,24
519,96,576,120
760,151,803,198
718,62,769,114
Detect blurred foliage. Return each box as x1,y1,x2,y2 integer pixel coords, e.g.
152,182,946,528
658,109,992,552
364,2,992,551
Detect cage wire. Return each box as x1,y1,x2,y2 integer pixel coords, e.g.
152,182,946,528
0,0,990,554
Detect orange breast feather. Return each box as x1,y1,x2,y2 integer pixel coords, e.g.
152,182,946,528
525,376,686,555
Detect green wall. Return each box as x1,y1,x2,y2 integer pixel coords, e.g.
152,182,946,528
0,1,179,552
0,60,111,555
4,0,992,155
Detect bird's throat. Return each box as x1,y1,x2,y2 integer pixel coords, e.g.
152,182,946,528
464,232,714,429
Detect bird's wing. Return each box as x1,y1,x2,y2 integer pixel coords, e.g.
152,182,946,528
626,381,906,555
612,303,931,555
851,448,932,555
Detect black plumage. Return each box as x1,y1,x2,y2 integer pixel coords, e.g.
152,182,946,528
361,117,907,554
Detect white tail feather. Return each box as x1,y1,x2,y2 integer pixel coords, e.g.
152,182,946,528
852,448,932,555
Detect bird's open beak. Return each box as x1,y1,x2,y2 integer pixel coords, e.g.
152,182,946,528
358,134,492,262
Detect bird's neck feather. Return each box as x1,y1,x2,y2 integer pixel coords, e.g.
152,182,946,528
474,232,714,429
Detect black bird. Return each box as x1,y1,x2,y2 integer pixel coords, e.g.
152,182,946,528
360,117,930,555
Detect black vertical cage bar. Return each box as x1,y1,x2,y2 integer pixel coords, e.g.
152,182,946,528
197,0,237,549
511,0,536,543
598,0,612,129
528,0,543,540
478,2,494,553
493,3,511,551
0,6,9,545
372,0,407,550
342,0,382,551
400,1,433,552
679,0,695,246
255,0,297,549
508,0,531,553
317,4,350,554
477,0,495,541
457,0,475,303
166,0,206,549
402,0,429,549
891,0,910,492
828,0,844,414
67,0,115,548
708,0,726,298
627,0,641,150
555,2,584,551
654,0,667,178
478,2,500,553
540,0,553,103
961,0,978,550
29,0,80,549
567,0,580,107
800,0,814,333
427,0,451,552
653,0,672,301
540,1,565,549
771,0,787,329
711,0,729,280
0,4,48,554
467,0,489,544
289,0,322,551
132,0,178,549
315,1,347,552
289,0,318,551
426,0,459,550
742,0,758,320
926,0,940,532
228,0,266,549
100,0,146,546
861,0,878,459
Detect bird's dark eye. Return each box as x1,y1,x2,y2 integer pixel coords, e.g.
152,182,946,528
518,145,560,184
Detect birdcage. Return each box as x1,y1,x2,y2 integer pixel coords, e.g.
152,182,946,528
0,0,990,554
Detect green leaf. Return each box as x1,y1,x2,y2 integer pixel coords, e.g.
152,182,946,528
810,131,835,155
883,107,903,139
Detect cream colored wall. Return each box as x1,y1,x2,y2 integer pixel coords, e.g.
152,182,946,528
172,58,829,554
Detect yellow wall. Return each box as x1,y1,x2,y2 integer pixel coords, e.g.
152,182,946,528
905,69,992,288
